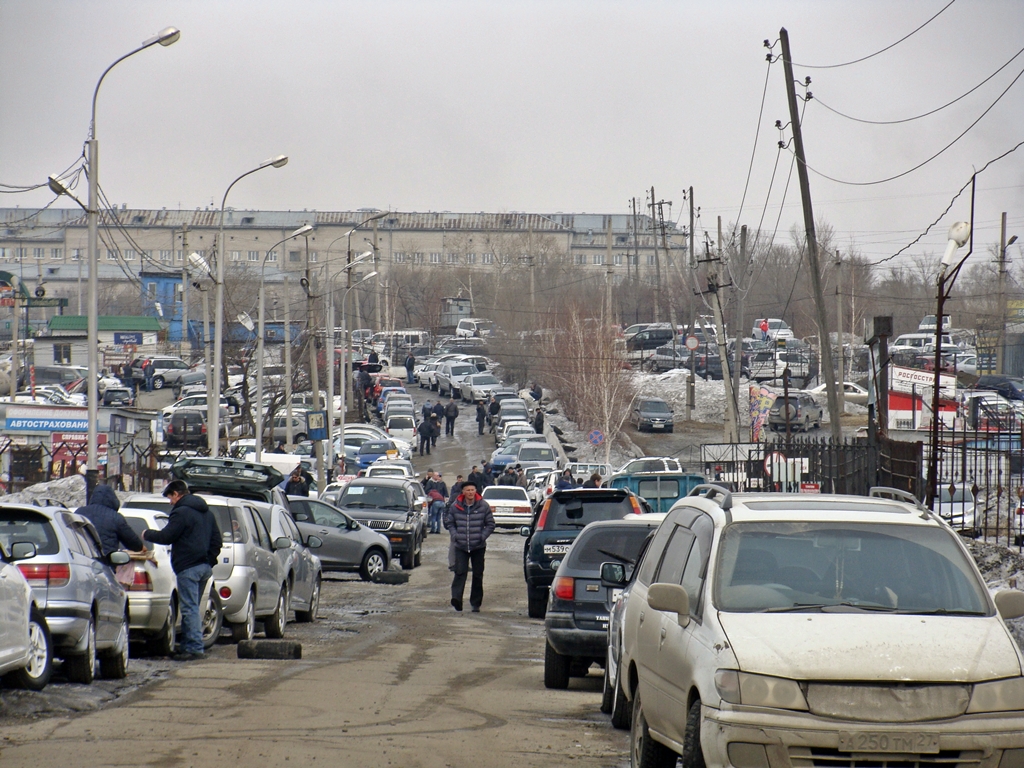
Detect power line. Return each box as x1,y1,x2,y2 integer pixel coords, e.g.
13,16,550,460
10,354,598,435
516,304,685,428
730,54,776,246
791,0,957,70
811,44,1024,125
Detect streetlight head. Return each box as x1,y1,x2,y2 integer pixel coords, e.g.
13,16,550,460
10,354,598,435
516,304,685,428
1009,235,1019,247
237,312,255,332
47,174,70,196
292,224,314,238
261,155,288,169
947,221,971,248
188,251,211,276
362,271,379,282
143,26,181,47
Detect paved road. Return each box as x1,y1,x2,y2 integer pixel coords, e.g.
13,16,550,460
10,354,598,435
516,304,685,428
0,385,629,767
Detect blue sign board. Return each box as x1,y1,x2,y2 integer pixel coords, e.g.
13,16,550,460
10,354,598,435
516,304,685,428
306,411,328,442
588,429,605,446
114,332,143,345
5,416,90,433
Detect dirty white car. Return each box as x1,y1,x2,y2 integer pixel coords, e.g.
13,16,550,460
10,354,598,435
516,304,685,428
614,485,1024,768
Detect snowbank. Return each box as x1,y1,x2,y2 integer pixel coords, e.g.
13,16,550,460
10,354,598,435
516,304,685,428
542,403,635,469
966,538,1024,649
3,475,87,509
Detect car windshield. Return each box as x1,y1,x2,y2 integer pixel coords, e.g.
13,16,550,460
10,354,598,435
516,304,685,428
547,495,633,528
519,447,555,461
450,365,475,376
483,488,530,502
359,441,394,454
0,511,60,555
714,522,990,615
641,401,671,413
471,375,498,385
567,525,654,568
340,485,408,509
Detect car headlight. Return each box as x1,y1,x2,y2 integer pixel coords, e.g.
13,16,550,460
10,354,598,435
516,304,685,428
967,677,1024,713
392,521,413,531
714,670,808,710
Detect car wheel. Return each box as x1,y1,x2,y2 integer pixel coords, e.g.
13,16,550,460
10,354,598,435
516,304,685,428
611,669,632,729
202,590,223,649
359,548,388,581
264,584,289,639
631,688,677,768
4,607,53,691
295,576,320,623
64,614,97,684
99,612,130,679
803,416,810,432
682,699,707,768
148,598,176,657
294,433,307,443
544,640,571,689
527,589,547,619
400,547,415,570
414,543,422,567
152,376,165,390
229,591,256,643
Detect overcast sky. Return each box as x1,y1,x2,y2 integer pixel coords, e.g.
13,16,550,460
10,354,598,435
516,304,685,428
2,0,1021,266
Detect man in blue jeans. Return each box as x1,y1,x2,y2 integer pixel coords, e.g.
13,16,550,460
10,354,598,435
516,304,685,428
144,479,222,661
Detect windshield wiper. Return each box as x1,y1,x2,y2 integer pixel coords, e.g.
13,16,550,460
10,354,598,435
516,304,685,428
762,602,898,613
898,608,987,616
343,501,368,508
380,504,411,510
598,548,635,565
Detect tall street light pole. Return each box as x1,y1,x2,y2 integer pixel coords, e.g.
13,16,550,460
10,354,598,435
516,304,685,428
926,220,972,508
255,225,313,462
336,271,377,474
56,26,180,501
209,155,288,455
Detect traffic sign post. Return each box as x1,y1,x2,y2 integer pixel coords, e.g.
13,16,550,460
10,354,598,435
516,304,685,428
588,429,604,446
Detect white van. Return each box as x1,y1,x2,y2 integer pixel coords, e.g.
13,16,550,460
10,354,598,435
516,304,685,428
892,332,954,353
455,318,497,338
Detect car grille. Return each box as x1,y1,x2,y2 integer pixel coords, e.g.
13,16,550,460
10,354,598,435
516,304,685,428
788,747,981,768
357,519,393,531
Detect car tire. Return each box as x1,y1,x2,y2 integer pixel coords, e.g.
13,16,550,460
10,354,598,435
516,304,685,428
294,433,307,443
611,672,632,729
414,543,422,567
64,615,97,684
631,689,677,768
400,547,415,570
295,576,320,623
544,640,571,689
359,548,388,581
4,606,53,691
229,591,256,643
148,598,177,657
264,584,289,639
202,590,223,649
99,612,130,680
527,590,547,619
152,376,165,390
682,699,707,768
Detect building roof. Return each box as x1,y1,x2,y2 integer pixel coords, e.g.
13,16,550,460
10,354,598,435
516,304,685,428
47,315,162,333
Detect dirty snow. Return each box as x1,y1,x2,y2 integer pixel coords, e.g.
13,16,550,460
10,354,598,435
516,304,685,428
3,475,87,509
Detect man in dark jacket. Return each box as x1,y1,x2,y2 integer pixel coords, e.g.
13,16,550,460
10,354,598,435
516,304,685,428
444,481,495,612
284,467,309,496
497,466,518,486
487,397,501,432
75,484,146,560
467,465,489,491
404,353,416,384
444,398,459,436
143,480,222,661
475,402,487,435
417,418,434,456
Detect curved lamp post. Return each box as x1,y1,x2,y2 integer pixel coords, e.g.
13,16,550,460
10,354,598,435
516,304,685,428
50,26,179,500
926,221,972,508
208,155,288,455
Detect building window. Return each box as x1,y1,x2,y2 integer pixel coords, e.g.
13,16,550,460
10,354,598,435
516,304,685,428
50,248,62,260
123,248,135,261
309,251,318,263
247,250,259,262
174,284,183,303
628,254,638,266
159,249,171,262
72,249,81,261
446,252,458,264
33,247,44,260
466,253,476,265
267,250,277,263
593,254,604,266
230,250,241,262
482,253,494,265
53,343,71,364
107,249,116,261
575,253,586,265
289,250,300,263
176,249,183,262
430,252,441,264
614,253,623,266
647,254,656,266
146,282,156,300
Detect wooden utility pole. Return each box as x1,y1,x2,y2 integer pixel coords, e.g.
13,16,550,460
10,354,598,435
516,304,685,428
780,27,842,441
701,237,739,442
734,225,748,440
649,187,662,322
688,187,695,268
999,211,1008,374
653,194,678,333
835,251,845,411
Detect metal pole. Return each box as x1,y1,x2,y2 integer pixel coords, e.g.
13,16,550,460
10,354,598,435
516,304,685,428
326,291,336,473
86,136,99,495
340,286,349,475
373,219,381,333
306,237,324,490
999,212,1008,375
10,284,18,402
200,286,212,421
284,276,294,448
734,226,747,441
255,276,266,462
835,252,845,412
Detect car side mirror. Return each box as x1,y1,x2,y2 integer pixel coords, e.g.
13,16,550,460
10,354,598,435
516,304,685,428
273,536,292,551
9,541,37,561
520,526,531,537
109,550,131,565
647,582,690,627
306,535,323,549
994,589,1024,620
600,562,627,587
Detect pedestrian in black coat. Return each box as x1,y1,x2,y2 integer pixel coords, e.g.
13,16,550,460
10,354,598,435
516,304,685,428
417,419,433,456
444,398,459,436
430,413,441,448
476,402,487,435
75,484,145,560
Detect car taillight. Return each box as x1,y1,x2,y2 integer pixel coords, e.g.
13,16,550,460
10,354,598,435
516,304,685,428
17,562,71,587
629,496,642,514
166,423,174,434
553,576,575,600
129,567,153,591
201,424,207,434
513,506,530,515
219,586,232,599
536,499,551,528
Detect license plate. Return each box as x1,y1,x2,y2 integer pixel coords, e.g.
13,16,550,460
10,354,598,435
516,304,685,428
495,507,511,514
652,423,664,429
838,732,940,754
543,544,571,555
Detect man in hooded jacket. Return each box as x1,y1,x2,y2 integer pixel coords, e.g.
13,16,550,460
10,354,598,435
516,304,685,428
444,480,495,612
143,479,222,661
75,484,146,560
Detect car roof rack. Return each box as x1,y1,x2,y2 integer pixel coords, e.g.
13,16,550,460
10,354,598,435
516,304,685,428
868,486,931,519
687,483,733,510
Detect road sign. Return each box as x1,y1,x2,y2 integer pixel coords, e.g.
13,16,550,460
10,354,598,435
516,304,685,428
685,335,699,351
306,410,328,441
764,451,786,476
588,429,605,446
800,482,820,493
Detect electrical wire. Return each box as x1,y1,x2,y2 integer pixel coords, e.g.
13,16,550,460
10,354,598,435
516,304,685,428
794,64,1024,186
96,184,178,274
868,138,1024,267
791,0,957,70
730,55,775,247
811,43,1024,125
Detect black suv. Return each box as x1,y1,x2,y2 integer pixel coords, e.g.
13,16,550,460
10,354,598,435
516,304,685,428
521,488,643,618
543,516,663,689
335,477,426,570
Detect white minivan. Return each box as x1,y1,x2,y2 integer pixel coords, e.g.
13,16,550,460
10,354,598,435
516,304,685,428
455,318,497,338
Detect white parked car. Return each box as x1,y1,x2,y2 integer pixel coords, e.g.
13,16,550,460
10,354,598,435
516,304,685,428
385,415,416,442
0,541,52,690
435,361,478,399
805,381,869,405
614,486,1024,768
480,486,533,527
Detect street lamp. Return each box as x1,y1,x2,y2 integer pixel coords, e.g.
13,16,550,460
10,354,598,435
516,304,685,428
333,270,377,475
51,26,179,501
926,221,972,508
254,225,312,461
209,155,288,455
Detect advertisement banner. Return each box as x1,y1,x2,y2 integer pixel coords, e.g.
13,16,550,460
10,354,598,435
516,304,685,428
4,406,89,433
890,366,956,400
749,385,777,442
51,433,107,463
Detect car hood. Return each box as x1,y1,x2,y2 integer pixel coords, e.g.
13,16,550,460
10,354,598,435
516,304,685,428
717,612,1022,682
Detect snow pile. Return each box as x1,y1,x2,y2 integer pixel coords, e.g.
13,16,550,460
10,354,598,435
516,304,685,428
632,370,729,425
542,402,635,469
966,538,1024,649
3,475,87,509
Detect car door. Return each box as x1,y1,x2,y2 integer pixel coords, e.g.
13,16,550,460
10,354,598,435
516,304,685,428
241,506,279,613
70,519,123,645
623,521,675,705
280,512,312,608
0,550,27,667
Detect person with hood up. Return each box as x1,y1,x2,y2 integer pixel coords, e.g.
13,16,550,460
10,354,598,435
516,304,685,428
143,480,222,661
556,468,576,491
75,484,146,561
443,480,495,612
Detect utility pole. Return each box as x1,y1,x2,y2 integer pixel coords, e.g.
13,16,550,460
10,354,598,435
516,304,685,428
180,225,189,361
631,197,640,286
835,251,845,411
780,27,842,441
999,211,1008,374
373,219,381,332
653,194,678,332
699,239,739,442
605,218,614,323
649,187,662,322
529,227,537,315
283,275,294,448
305,236,325,489
688,187,695,268
734,225,748,441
